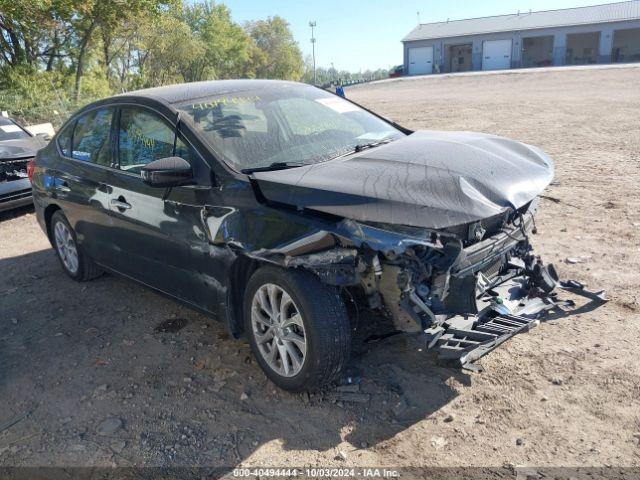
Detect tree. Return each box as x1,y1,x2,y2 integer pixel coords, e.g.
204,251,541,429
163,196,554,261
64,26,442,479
138,13,209,85
0,0,392,128
246,16,303,81
70,0,173,100
0,0,74,67
184,1,259,79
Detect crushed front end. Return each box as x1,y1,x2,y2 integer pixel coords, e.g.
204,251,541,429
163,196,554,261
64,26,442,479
344,199,606,368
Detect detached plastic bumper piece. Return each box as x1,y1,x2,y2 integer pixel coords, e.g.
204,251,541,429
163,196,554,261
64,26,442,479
424,271,608,368
428,312,539,367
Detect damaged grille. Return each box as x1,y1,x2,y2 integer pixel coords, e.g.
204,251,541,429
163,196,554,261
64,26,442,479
445,200,533,247
0,157,31,182
453,209,532,278
482,257,503,279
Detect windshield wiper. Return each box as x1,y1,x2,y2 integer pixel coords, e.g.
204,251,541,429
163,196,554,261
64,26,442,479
354,138,395,153
241,162,306,174
327,138,396,162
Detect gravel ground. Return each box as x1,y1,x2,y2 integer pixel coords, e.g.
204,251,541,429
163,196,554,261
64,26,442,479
1,65,639,470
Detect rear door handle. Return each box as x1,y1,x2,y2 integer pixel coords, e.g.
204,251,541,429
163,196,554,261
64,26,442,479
55,180,71,192
110,198,132,211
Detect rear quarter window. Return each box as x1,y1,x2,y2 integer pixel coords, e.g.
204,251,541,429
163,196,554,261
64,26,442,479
56,122,74,157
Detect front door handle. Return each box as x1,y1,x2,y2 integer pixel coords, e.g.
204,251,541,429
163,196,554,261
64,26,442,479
98,182,112,194
110,198,132,211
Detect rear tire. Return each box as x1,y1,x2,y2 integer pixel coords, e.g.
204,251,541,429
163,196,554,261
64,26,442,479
244,266,351,392
50,210,102,282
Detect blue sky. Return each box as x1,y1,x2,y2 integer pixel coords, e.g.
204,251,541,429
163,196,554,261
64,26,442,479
222,0,605,71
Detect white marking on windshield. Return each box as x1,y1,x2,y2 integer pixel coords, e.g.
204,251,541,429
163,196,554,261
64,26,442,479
315,97,360,114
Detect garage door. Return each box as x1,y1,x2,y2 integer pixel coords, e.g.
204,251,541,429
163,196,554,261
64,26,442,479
482,39,512,70
408,46,433,75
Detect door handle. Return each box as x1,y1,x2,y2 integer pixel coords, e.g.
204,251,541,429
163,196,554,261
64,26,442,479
55,181,71,192
110,198,132,211
98,182,112,194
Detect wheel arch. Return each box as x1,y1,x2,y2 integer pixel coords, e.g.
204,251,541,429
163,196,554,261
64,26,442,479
43,203,62,245
225,254,261,338
224,250,358,338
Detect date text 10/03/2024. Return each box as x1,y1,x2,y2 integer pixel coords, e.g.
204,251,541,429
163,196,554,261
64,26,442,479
232,468,400,477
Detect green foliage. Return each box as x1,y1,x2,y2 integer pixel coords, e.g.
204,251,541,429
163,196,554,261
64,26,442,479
184,1,258,79
302,56,390,86
138,13,210,85
0,65,109,127
0,0,385,127
247,16,304,81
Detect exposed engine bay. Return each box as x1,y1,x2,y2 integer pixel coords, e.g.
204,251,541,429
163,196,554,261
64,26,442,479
267,197,607,368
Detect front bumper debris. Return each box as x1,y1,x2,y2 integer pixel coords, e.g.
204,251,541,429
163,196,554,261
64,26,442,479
424,273,609,368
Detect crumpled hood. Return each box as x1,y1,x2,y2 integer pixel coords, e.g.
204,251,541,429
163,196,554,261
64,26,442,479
0,137,45,159
251,130,554,229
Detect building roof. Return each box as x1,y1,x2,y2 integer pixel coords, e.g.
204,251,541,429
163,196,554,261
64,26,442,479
403,1,640,42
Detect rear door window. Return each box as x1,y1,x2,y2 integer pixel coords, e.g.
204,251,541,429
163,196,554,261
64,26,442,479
71,108,114,167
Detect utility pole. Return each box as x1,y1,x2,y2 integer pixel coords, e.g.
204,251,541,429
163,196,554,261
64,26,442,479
309,20,317,85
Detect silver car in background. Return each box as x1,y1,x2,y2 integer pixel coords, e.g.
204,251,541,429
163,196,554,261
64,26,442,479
0,116,47,212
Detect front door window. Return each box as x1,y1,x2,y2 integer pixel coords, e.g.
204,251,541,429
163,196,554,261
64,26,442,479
118,108,191,174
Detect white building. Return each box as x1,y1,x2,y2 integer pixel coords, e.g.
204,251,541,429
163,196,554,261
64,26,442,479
402,1,640,75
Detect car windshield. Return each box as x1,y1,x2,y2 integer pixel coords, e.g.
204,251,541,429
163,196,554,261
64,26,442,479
175,83,404,172
0,121,30,141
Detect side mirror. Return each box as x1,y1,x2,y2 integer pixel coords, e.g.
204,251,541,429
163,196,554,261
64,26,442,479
36,132,51,142
140,157,194,188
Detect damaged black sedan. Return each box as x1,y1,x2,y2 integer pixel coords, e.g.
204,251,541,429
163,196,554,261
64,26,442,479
32,80,595,391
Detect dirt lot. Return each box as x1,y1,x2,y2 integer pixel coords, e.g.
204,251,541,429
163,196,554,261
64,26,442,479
1,65,639,470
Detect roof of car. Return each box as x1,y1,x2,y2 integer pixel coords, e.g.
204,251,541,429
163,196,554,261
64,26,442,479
119,79,303,105
0,116,16,126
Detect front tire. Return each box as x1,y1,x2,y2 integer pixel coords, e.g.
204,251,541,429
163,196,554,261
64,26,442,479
244,266,351,392
50,210,102,282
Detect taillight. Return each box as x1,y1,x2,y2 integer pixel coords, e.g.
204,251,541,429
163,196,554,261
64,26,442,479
27,159,35,183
